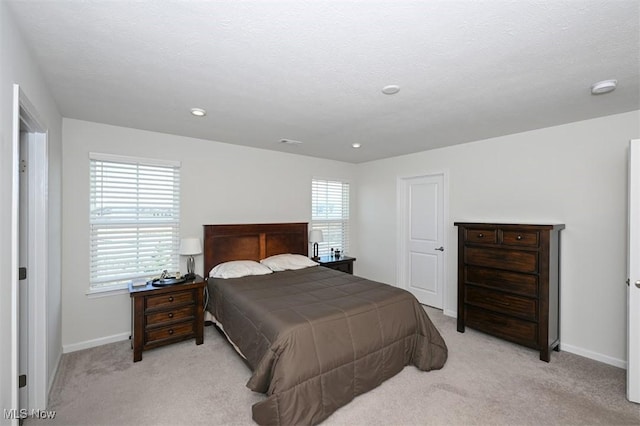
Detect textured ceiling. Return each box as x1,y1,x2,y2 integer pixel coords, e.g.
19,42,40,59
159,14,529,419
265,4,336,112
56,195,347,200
7,0,640,163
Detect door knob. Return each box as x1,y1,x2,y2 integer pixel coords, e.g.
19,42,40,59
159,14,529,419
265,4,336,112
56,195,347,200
434,247,444,252
636,281,640,289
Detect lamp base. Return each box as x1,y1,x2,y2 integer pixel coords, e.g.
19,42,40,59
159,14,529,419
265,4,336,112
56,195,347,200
186,255,195,276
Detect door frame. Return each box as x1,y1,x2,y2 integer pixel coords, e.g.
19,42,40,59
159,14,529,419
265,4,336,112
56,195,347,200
396,170,449,310
628,138,640,403
12,84,49,415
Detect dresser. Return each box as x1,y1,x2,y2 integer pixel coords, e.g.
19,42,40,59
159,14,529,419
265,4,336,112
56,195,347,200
454,222,564,361
129,277,205,362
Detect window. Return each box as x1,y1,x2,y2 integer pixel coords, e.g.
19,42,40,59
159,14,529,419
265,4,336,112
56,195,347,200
311,178,350,257
89,153,180,292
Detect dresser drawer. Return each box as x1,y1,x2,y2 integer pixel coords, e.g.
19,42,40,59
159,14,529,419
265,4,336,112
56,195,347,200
146,290,194,310
502,230,539,247
146,321,194,344
465,306,538,348
464,266,538,297
465,228,497,244
465,246,538,273
146,305,194,327
465,285,537,320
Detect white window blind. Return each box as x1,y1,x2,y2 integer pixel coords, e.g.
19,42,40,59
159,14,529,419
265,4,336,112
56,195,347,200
311,179,349,257
89,153,181,291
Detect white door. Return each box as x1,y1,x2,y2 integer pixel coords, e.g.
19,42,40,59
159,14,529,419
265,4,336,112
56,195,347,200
628,139,640,403
12,85,49,417
398,173,446,308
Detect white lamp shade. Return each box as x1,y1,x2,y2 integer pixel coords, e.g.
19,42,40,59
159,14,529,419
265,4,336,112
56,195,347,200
309,229,324,243
179,237,202,256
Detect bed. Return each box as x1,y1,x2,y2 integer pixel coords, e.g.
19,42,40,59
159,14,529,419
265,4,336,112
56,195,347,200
203,223,448,425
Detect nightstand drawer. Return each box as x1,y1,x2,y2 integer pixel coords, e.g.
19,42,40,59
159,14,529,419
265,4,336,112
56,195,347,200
146,289,194,310
317,255,356,274
146,305,195,326
146,321,194,344
465,285,537,320
331,262,353,274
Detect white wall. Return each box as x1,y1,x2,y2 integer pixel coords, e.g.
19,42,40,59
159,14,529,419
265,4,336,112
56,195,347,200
63,112,640,367
356,110,640,367
61,119,356,349
0,2,63,421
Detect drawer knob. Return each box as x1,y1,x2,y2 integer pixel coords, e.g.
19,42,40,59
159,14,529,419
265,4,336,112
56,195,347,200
516,235,523,240
168,313,174,318
478,233,484,238
168,296,174,302
168,329,174,335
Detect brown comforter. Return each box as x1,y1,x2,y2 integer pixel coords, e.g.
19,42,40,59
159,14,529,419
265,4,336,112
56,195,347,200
207,266,448,425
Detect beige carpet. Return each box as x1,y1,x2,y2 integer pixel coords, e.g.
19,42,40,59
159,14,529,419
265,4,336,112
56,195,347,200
30,308,639,425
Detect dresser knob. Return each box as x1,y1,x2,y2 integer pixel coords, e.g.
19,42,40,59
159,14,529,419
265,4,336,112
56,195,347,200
516,235,523,240
478,233,484,238
168,313,174,318
168,296,174,302
168,329,174,335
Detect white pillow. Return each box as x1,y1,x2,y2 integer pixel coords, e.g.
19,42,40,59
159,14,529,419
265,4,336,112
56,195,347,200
260,253,319,271
209,260,273,279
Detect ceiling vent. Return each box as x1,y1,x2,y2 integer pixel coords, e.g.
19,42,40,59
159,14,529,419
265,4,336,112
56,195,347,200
280,139,303,145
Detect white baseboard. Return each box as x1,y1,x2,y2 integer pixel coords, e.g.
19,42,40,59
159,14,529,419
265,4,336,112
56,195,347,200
440,309,626,369
443,308,457,318
62,332,130,353
560,342,626,369
48,349,62,396
61,323,626,371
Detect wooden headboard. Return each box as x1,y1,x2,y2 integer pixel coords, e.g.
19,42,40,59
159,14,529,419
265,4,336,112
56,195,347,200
203,223,308,276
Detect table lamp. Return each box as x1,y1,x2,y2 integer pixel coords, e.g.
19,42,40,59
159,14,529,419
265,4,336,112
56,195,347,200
179,237,202,279
309,229,323,261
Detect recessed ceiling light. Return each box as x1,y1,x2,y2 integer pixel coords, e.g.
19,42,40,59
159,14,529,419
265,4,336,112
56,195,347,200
190,107,207,117
382,85,400,95
591,80,617,95
352,143,361,148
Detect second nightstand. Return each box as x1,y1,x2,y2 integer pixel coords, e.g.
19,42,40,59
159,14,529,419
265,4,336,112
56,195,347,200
317,255,356,274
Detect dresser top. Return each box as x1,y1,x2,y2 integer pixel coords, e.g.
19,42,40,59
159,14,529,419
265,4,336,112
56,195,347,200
454,222,565,230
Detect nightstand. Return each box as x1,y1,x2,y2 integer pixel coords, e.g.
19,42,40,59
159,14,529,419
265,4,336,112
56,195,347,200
317,255,356,274
129,276,205,362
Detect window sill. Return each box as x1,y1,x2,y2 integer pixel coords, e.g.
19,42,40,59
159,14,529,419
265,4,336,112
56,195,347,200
86,285,129,298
